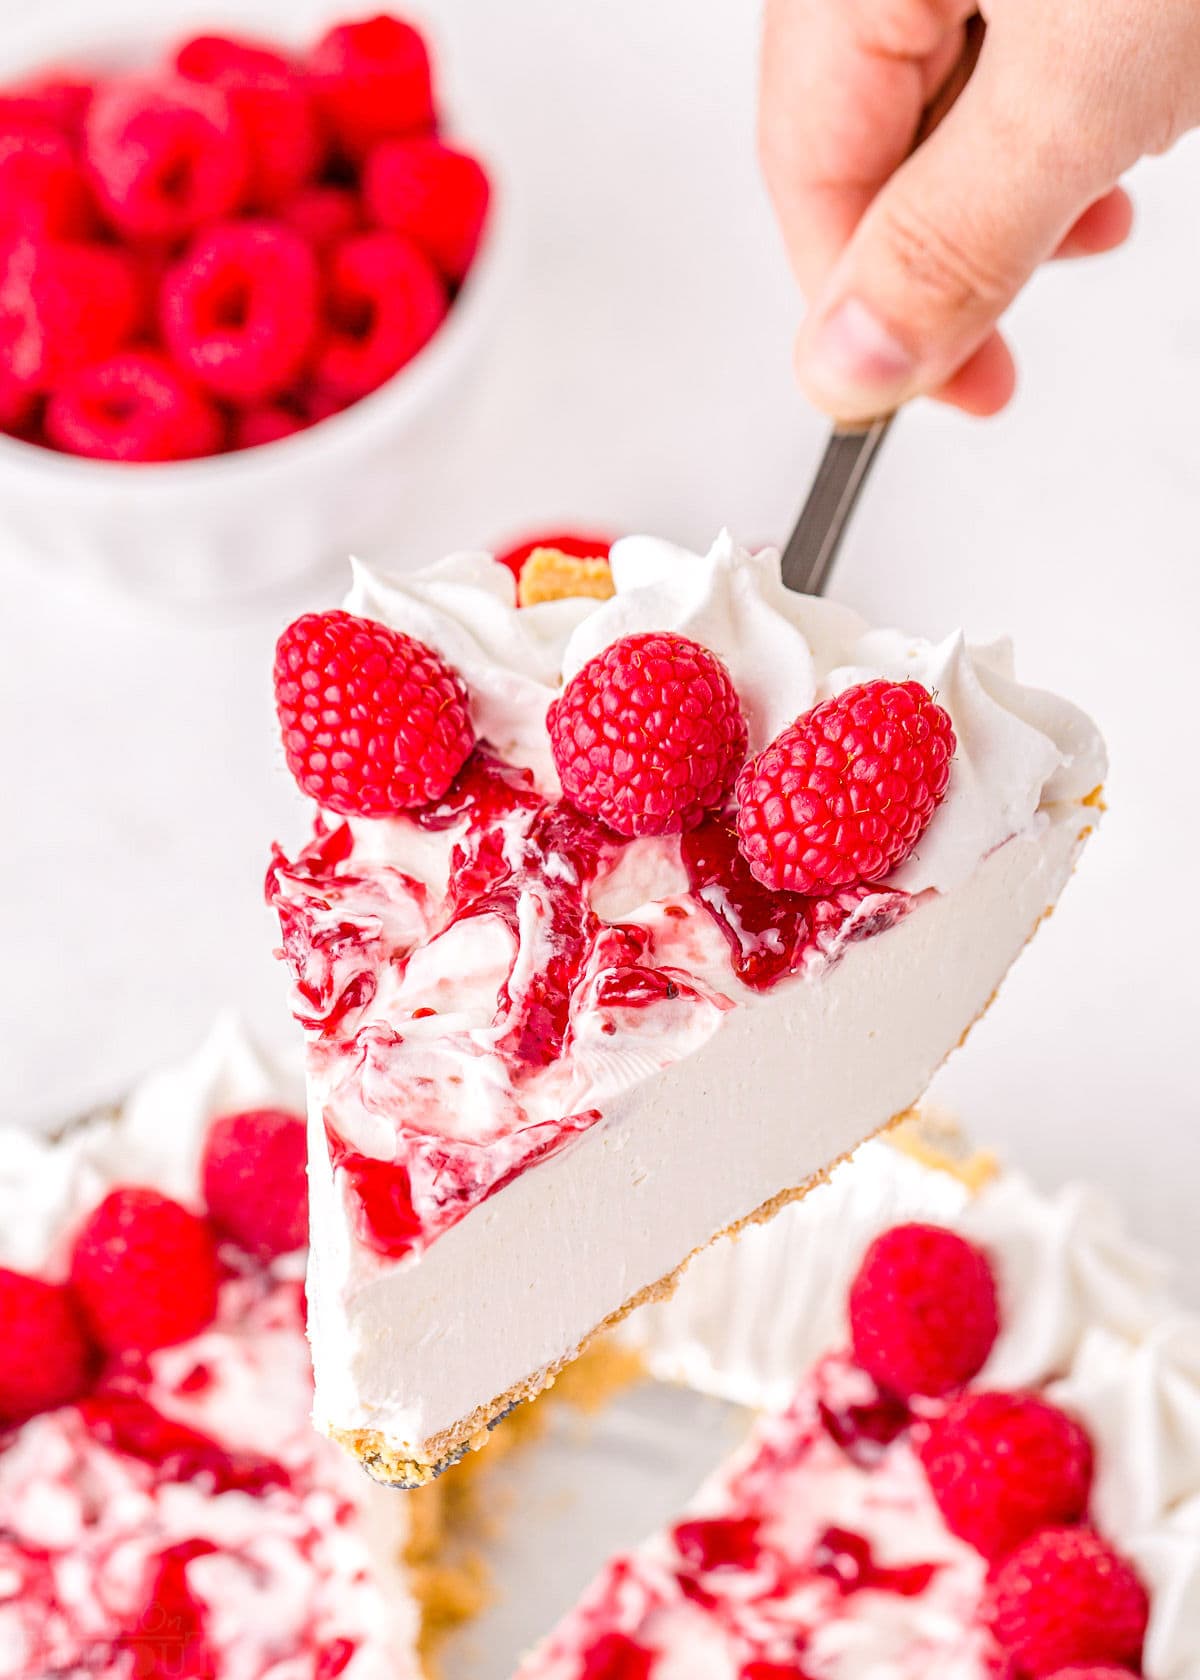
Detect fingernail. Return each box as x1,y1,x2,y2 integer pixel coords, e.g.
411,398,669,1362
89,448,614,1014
801,298,916,413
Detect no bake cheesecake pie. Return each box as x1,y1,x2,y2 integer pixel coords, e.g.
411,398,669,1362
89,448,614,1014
267,531,1106,1486
519,1126,1200,1680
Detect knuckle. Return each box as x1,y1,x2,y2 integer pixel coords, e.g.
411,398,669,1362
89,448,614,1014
849,0,965,58
874,196,1022,317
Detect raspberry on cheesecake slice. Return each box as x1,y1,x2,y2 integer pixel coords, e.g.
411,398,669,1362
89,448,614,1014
267,531,1106,1486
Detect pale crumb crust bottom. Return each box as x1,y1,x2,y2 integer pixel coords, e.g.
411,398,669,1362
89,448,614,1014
889,1112,999,1193
339,809,1099,1490
516,548,614,608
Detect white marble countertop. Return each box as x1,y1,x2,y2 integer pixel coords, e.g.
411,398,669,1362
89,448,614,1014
3,0,1197,1297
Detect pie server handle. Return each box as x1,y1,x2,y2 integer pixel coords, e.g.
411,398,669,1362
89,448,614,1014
779,417,893,598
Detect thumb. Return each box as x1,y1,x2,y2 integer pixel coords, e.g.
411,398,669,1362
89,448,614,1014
795,47,1111,420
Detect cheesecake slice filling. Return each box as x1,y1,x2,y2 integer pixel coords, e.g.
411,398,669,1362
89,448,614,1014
268,532,1107,1483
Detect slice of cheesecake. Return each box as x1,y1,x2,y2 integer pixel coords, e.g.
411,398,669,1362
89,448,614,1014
267,531,1105,1486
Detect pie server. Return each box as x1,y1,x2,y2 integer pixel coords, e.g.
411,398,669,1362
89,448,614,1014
779,415,893,597
779,8,986,598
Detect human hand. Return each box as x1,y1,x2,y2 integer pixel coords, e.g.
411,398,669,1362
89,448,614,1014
759,0,1200,419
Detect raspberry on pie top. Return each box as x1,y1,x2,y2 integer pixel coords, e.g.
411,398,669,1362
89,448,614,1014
0,1021,445,1680
514,1123,1189,1680
266,530,1107,1489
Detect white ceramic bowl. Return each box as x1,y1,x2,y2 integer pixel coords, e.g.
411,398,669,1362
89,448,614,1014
0,0,508,609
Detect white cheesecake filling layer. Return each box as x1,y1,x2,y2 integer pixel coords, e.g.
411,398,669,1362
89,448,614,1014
308,804,1091,1456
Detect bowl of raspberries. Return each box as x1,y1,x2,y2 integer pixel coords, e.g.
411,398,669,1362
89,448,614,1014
0,6,500,604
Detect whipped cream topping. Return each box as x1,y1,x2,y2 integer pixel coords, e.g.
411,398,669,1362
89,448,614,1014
346,531,1106,894
625,1130,1200,1680
0,1020,420,1680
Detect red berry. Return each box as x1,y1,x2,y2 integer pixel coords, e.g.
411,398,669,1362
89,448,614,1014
547,632,748,838
232,402,306,450
202,1107,309,1260
919,1391,1094,1560
1044,1670,1143,1680
363,138,489,281
495,530,612,579
174,35,321,210
0,125,94,240
274,609,475,816
308,14,436,159
0,74,94,141
0,1267,93,1424
735,678,955,895
986,1528,1149,1677
0,367,36,434
304,385,348,426
161,220,320,403
45,351,224,463
279,183,362,250
848,1223,999,1398
70,1187,220,1354
84,76,250,241
0,237,143,392
314,231,445,403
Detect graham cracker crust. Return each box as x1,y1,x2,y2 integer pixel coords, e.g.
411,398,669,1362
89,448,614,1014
402,1339,643,1672
517,548,614,608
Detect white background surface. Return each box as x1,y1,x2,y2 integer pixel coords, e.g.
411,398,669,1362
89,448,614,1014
2,0,1198,1295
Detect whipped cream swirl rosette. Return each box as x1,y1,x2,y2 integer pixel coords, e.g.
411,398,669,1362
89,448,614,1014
626,1132,1200,1680
345,529,1106,894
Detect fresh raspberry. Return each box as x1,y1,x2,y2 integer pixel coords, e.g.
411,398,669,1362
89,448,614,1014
161,220,320,403
0,367,36,434
274,609,475,816
1043,1670,1143,1680
84,75,250,241
174,35,321,209
307,14,436,159
202,1107,309,1260
314,231,446,403
232,402,306,450
0,74,95,141
848,1223,999,1398
735,678,955,895
45,352,224,463
0,237,143,391
547,632,748,838
0,1267,93,1424
919,1391,1094,1560
279,183,362,250
363,138,490,281
985,1527,1150,1676
495,530,612,579
304,386,349,425
0,125,94,240
70,1187,220,1355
